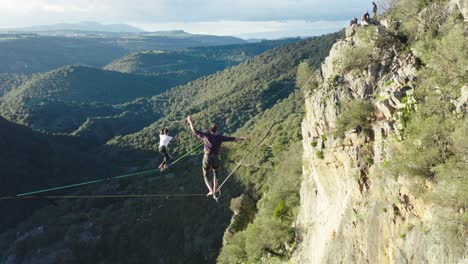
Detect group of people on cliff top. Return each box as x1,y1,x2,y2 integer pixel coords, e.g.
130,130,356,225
350,2,378,26
157,117,247,198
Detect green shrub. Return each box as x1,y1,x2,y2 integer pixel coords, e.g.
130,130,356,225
389,0,450,42
273,201,289,221
336,45,373,73
245,218,295,261
414,23,467,96
217,232,248,264
355,26,388,48
392,114,455,178
219,143,303,262
311,141,318,147
316,150,324,159
385,0,466,254
334,99,374,138
228,195,256,233
296,62,317,92
321,134,328,141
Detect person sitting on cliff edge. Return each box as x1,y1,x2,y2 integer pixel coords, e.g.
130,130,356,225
362,11,371,25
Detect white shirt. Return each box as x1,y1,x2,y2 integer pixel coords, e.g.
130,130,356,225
159,135,173,147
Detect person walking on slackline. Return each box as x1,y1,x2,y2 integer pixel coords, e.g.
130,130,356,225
187,115,247,197
158,128,179,171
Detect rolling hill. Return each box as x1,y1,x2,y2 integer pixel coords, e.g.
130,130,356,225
0,32,342,263
0,39,298,139
0,32,246,74
104,38,299,75
0,73,30,98
73,35,337,145
105,34,340,159
0,66,173,133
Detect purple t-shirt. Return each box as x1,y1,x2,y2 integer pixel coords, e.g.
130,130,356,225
194,130,235,155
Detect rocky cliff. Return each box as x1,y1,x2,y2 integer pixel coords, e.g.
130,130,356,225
293,2,467,263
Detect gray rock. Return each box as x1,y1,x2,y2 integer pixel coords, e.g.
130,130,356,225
293,13,465,263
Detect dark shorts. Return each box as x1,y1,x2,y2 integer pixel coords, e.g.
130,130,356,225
159,146,170,165
203,154,220,177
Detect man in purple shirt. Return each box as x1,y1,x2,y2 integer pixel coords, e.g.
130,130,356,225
187,115,247,197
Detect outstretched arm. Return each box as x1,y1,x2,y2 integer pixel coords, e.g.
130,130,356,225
187,115,196,134
235,137,248,142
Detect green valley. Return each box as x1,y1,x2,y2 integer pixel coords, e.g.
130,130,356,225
0,33,341,263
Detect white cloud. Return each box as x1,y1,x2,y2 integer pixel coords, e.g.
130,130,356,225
42,5,66,13
0,0,378,36
133,20,347,39
0,0,379,22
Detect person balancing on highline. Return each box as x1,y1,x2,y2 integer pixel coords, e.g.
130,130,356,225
158,128,179,171
187,115,247,197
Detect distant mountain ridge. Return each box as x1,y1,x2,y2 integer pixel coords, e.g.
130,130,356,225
3,21,144,33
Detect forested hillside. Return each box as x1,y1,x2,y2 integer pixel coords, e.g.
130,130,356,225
0,39,296,139
0,66,174,133
0,32,342,263
104,39,299,75
106,34,340,161
0,32,245,74
0,117,119,234
0,74,29,98
0,35,128,74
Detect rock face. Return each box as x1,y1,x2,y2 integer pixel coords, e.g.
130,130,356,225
451,0,468,22
293,24,467,264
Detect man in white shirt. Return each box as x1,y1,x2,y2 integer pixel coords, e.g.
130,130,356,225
159,128,178,171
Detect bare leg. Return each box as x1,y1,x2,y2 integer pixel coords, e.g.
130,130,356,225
212,156,221,195
203,167,213,196
212,169,219,194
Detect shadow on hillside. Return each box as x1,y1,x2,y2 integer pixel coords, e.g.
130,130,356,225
0,138,246,263
0,138,151,227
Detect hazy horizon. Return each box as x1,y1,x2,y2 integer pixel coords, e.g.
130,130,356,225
0,0,380,39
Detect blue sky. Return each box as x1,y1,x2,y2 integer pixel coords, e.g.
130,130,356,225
0,0,381,39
